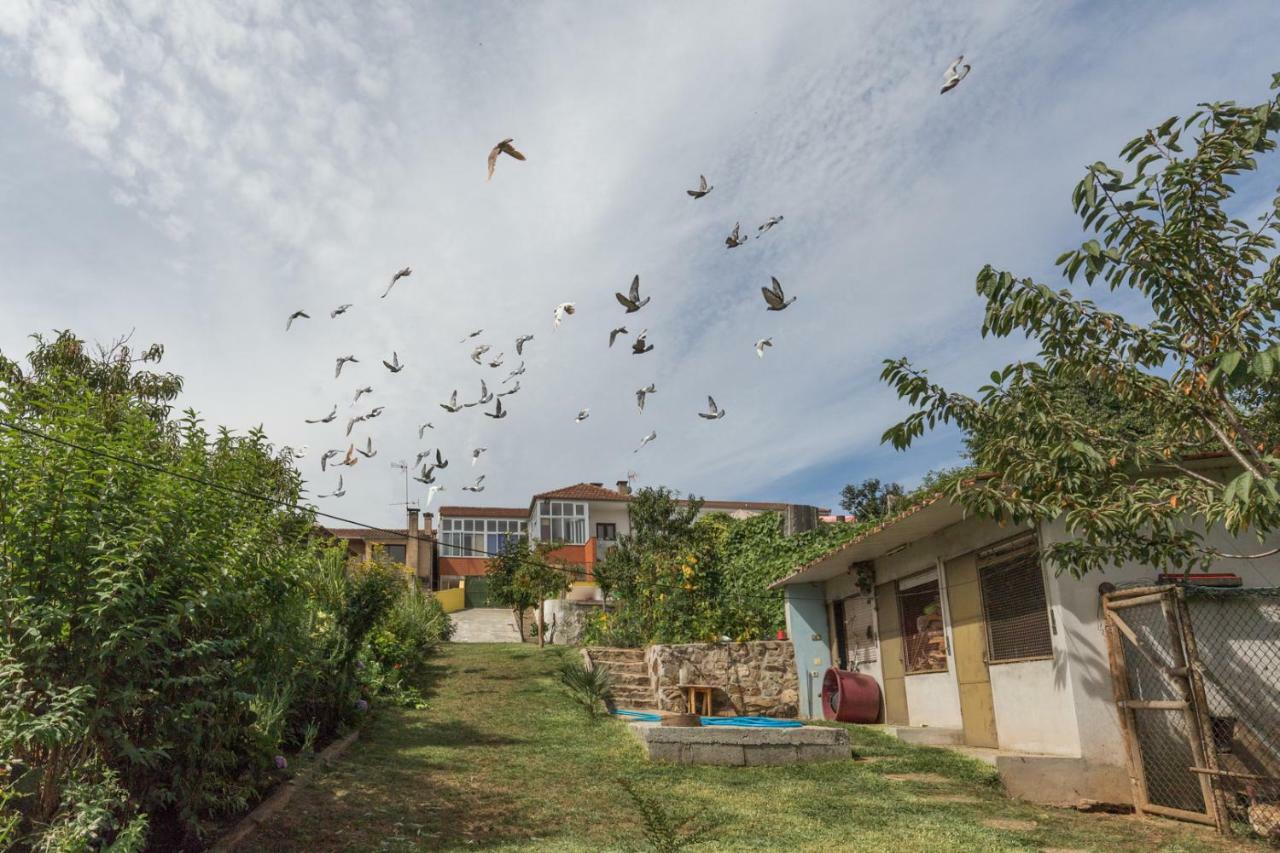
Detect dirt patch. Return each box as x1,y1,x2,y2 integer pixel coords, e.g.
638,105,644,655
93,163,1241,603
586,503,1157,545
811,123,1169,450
982,818,1038,831
884,773,950,784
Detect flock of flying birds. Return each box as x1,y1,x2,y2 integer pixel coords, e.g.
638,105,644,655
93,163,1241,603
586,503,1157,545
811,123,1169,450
285,56,975,506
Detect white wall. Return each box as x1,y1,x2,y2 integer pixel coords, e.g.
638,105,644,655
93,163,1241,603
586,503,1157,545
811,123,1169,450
989,658,1080,755
1043,515,1280,767
904,671,964,728
590,502,631,539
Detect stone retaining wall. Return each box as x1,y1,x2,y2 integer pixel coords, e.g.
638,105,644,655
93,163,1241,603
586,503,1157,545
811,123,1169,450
645,641,798,717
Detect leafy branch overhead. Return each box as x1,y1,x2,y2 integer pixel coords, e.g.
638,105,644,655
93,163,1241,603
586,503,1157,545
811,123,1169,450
882,72,1280,576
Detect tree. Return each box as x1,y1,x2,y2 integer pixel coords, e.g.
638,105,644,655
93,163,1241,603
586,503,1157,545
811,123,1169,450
485,538,570,645
838,478,905,521
882,73,1280,577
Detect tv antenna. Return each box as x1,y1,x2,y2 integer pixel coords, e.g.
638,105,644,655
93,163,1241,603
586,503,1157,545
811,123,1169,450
389,460,417,509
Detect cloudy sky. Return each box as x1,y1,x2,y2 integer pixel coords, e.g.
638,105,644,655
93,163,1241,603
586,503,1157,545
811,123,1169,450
2,1,1278,524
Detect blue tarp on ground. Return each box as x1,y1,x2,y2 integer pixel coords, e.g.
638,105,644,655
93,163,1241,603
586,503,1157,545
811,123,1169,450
613,709,804,728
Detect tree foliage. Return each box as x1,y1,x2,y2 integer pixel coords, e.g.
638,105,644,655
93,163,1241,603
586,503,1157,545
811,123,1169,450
485,537,570,644
838,477,904,521
882,74,1280,576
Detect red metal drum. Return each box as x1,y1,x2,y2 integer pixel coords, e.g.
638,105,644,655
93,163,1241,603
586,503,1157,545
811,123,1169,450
820,668,881,723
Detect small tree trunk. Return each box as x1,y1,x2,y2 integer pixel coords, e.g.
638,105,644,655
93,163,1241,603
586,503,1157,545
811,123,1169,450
536,601,546,648
514,606,525,642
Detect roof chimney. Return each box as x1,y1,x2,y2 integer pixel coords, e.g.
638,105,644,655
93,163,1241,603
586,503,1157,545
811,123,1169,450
616,479,631,495
590,481,604,487
405,507,420,576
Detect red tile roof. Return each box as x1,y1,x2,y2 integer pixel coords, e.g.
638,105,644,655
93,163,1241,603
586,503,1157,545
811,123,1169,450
323,527,414,540
697,499,789,512
438,506,529,518
532,483,632,502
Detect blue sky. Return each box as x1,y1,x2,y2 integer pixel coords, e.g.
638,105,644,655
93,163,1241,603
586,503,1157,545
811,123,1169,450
2,1,1279,522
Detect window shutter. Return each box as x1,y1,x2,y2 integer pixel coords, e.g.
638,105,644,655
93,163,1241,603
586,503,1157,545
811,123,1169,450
979,544,1053,662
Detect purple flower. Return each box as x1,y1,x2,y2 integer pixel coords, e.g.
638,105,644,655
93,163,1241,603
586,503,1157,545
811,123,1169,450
274,755,287,770
356,699,369,712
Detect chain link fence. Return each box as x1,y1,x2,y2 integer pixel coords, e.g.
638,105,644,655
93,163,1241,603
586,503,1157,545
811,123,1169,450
1104,585,1280,842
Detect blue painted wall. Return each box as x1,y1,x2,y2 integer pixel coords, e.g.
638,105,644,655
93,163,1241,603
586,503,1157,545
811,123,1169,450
784,584,832,719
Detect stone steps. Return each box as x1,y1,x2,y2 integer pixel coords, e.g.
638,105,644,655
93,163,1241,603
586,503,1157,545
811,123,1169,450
585,647,657,710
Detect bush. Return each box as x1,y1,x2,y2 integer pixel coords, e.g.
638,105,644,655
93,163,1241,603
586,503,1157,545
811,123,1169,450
557,660,613,719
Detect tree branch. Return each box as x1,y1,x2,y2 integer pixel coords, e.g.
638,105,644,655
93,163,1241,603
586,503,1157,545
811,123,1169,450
1202,415,1268,481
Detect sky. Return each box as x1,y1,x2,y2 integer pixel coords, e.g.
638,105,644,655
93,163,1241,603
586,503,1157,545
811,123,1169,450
2,1,1279,525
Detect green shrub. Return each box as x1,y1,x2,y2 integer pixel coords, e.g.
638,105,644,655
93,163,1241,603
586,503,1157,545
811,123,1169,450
557,660,613,719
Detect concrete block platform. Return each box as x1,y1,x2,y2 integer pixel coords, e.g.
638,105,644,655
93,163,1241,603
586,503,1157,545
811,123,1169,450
628,722,850,766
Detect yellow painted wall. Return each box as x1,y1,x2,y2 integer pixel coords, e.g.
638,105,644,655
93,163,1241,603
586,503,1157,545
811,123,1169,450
435,586,466,613
945,553,999,748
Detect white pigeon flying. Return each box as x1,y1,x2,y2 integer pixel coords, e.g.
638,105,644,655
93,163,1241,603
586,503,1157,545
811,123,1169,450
575,409,590,423
635,430,657,453
755,338,773,358
553,302,576,328
941,55,971,94
472,448,487,465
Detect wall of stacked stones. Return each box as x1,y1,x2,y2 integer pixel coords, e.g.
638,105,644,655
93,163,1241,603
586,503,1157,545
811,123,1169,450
644,641,798,717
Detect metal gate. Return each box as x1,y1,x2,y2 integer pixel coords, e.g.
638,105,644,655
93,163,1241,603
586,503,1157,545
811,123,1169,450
1102,586,1222,828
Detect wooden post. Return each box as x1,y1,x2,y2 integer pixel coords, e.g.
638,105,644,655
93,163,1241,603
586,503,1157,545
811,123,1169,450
1160,591,1219,828
1176,588,1230,834
1104,602,1150,813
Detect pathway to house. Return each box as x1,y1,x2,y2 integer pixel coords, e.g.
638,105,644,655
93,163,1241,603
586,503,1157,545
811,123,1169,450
448,607,523,643
244,644,1261,851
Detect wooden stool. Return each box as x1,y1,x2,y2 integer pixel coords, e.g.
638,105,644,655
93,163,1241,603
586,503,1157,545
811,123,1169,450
680,684,715,716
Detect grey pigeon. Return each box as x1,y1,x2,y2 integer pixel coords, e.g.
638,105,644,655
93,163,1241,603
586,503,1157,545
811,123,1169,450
462,474,486,492
755,216,783,236
286,310,310,330
478,380,493,405
575,408,590,423
306,405,337,424
330,304,353,318
381,266,411,299
414,464,436,485
435,449,449,469
609,326,629,347
761,276,796,311
415,449,434,468
485,398,508,419
941,55,971,94
636,383,656,411
319,474,345,498
440,391,462,413
335,355,359,378
487,138,526,181
725,222,746,248
615,275,649,313
357,437,377,458
632,330,653,355
460,329,483,342
687,174,713,199
345,415,365,437
470,345,491,364
365,406,384,420
418,422,434,439
488,352,504,369
472,447,487,465
698,396,726,420
353,386,373,403
382,352,404,373
503,362,525,383
515,334,534,355
320,448,342,471
634,431,657,453
498,381,520,397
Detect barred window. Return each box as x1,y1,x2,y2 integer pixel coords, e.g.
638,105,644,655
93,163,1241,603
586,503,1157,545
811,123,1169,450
898,575,947,674
978,539,1053,663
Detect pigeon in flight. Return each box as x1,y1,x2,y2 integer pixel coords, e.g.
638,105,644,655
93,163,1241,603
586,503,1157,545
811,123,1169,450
755,337,773,358
497,381,520,397
335,355,359,378
761,277,796,311
460,329,483,343
383,352,404,373
636,383,656,412
286,310,310,331
503,362,525,383
357,437,377,458
553,302,576,328
318,475,345,498
470,345,491,364
365,406,384,420
615,275,650,313
609,326,629,347
330,304,353,319
345,415,366,437
488,352,505,369
487,138,526,181
686,174,713,199
320,448,342,471
440,391,462,413
698,396,727,420
414,464,436,485
462,475,486,493
353,386,373,403
756,216,784,236
472,447,487,465
725,223,746,248
339,444,359,467
381,266,412,299
434,449,449,469
515,334,534,355
414,449,434,468
485,398,508,418
478,380,493,405
575,409,590,423
941,55,971,94
306,405,337,424
632,330,654,355
425,484,444,507
418,422,434,439
289,445,309,459
635,431,657,453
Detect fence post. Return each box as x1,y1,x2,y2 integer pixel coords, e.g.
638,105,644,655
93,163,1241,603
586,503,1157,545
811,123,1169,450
1160,590,1221,830
1103,597,1149,813
1175,587,1230,834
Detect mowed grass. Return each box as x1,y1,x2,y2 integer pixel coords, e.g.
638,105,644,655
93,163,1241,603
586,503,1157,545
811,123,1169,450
246,643,1257,852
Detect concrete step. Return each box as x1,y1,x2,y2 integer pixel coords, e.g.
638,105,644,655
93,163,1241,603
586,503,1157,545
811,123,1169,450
587,646,646,660
596,661,646,675
883,725,966,747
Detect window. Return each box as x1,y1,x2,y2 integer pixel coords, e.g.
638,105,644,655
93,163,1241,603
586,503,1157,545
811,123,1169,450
537,501,587,544
898,574,947,673
440,517,527,557
978,537,1053,663
596,523,617,542
377,543,407,564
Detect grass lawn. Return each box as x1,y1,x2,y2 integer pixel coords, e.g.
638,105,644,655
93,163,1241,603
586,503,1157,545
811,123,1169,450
245,643,1258,852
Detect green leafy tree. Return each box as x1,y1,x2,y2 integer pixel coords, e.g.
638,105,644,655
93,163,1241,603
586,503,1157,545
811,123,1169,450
882,74,1280,576
485,538,570,645
838,477,905,521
